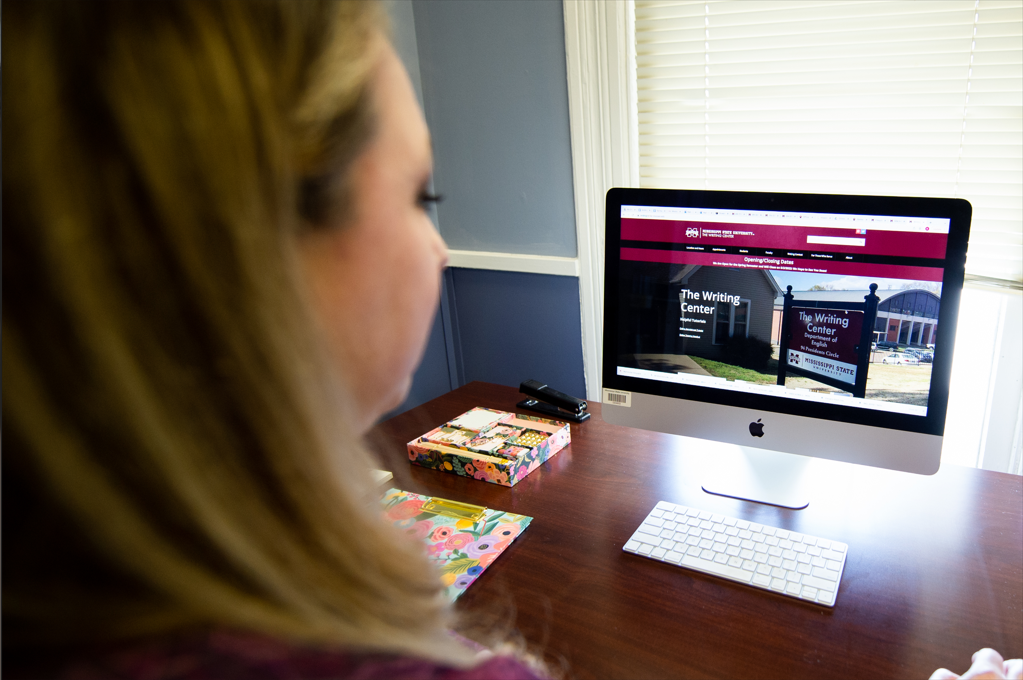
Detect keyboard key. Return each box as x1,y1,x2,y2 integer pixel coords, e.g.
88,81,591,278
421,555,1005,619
687,545,702,557
680,554,754,584
738,530,753,540
753,573,771,587
770,578,786,591
800,574,836,591
818,590,836,605
725,546,740,557
780,539,794,550
754,553,769,564
665,551,683,564
742,559,757,571
782,559,797,571
776,529,790,540
652,547,667,559
796,563,811,575
740,549,754,560
638,544,653,555
728,556,743,568
826,559,842,571
713,553,728,565
701,549,715,560
766,536,780,547
812,567,840,582
651,509,665,517
801,586,818,600
785,582,801,596
624,540,641,552
763,527,777,537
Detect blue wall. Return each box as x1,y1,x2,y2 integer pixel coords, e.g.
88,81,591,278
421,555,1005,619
385,0,587,418
413,0,578,257
449,268,586,398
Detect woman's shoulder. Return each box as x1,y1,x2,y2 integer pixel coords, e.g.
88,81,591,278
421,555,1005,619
14,629,545,680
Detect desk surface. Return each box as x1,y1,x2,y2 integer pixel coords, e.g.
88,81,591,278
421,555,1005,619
368,382,1023,680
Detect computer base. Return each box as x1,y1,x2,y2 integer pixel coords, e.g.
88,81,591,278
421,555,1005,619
701,444,812,510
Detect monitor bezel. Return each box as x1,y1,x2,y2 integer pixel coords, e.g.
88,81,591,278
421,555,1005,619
602,187,971,438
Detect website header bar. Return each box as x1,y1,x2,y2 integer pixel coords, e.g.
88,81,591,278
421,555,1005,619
621,205,950,234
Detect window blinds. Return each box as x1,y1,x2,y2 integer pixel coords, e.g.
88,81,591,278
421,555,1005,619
634,0,1023,284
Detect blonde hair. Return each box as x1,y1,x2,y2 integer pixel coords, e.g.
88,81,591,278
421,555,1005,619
3,0,473,665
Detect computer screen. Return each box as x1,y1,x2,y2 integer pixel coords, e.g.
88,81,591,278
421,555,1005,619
600,188,971,508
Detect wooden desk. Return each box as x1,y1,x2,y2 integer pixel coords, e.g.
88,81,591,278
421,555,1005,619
368,382,1023,680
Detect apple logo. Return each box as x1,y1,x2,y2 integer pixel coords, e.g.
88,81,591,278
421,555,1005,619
749,418,765,438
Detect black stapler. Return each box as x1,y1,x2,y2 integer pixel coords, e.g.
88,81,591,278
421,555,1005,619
517,379,591,423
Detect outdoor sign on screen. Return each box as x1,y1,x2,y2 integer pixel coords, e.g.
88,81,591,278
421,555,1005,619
786,307,864,385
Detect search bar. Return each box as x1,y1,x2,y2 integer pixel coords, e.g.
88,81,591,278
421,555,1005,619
807,235,865,246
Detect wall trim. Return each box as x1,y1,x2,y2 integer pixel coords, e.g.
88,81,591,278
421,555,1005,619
563,0,638,400
447,250,580,277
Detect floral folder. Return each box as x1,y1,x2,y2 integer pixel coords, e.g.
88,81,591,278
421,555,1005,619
382,488,532,601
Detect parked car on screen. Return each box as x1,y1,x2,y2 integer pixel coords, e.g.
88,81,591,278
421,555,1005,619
882,353,919,365
876,341,900,351
904,348,934,363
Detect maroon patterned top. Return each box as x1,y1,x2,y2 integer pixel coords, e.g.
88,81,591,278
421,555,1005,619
8,629,545,680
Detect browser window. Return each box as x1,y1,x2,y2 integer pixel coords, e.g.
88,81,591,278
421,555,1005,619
615,205,950,417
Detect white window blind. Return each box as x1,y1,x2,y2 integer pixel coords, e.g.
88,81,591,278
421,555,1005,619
635,0,1023,285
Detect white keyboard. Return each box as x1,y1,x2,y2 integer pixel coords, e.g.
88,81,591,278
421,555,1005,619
624,501,848,607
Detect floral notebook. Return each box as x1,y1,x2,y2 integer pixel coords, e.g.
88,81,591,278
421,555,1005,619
382,488,533,601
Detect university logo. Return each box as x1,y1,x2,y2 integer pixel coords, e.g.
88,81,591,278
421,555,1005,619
685,227,699,238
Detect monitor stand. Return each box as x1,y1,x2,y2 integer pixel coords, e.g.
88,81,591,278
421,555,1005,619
701,444,812,510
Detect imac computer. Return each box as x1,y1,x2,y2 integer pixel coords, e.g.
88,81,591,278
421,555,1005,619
601,188,971,509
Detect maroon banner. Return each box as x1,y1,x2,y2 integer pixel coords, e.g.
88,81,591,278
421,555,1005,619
621,218,949,259
620,247,945,282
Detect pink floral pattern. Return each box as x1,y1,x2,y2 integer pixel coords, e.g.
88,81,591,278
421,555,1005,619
407,409,571,487
382,489,532,602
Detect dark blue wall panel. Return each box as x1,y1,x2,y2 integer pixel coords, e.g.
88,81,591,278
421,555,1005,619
449,268,586,399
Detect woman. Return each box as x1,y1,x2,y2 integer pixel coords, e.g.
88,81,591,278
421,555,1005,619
3,1,542,677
